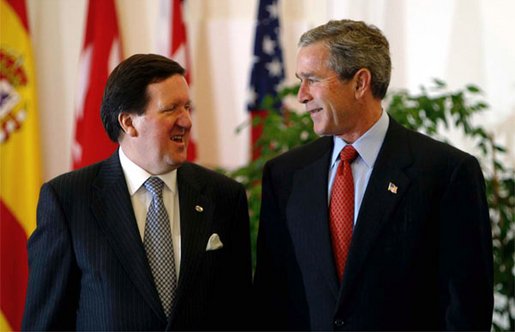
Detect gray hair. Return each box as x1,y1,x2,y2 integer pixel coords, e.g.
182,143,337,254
298,19,391,99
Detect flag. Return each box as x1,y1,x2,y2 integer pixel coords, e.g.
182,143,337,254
248,0,285,160
0,0,42,330
156,0,197,161
72,0,122,169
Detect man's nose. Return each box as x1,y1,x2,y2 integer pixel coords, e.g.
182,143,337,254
297,81,311,104
178,109,192,129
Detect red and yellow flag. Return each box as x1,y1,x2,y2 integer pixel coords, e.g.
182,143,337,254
0,0,42,330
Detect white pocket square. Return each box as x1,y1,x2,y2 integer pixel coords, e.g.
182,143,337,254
206,233,224,251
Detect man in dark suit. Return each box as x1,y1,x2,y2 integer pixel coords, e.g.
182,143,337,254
22,54,252,331
253,19,493,331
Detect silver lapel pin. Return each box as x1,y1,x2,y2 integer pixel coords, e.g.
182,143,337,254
195,205,204,212
387,182,398,194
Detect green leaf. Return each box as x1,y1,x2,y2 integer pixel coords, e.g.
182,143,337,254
466,84,481,93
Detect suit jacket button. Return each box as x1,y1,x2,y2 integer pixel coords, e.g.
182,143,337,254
334,319,345,327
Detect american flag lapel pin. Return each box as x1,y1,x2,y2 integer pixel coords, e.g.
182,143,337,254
387,182,398,194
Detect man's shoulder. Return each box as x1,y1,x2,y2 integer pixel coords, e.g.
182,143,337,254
403,126,474,163
267,136,332,169
381,121,485,185
178,162,244,191
388,118,475,163
48,160,103,185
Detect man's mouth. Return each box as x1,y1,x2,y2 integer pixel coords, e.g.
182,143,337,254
308,107,322,115
171,135,184,142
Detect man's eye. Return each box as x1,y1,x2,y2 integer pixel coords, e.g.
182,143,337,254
161,107,175,114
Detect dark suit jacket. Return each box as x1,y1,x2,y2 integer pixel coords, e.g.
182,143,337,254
253,116,493,331
22,151,252,331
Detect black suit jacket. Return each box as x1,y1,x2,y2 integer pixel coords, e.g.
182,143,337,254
23,151,252,331
253,116,493,331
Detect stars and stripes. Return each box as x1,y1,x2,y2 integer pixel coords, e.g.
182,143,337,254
248,0,285,111
248,0,285,159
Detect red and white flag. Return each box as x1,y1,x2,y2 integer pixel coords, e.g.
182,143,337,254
72,0,122,169
156,0,197,161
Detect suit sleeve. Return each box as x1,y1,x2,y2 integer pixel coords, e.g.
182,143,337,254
439,154,493,330
22,182,80,330
252,161,289,330
229,183,253,329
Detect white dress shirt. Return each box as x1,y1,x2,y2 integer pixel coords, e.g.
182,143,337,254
328,110,389,226
119,148,181,278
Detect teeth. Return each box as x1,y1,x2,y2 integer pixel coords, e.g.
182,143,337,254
171,135,183,142
309,108,322,114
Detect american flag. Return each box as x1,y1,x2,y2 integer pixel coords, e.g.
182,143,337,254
248,0,285,159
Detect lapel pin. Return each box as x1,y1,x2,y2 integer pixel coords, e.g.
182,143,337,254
195,205,204,212
387,182,398,194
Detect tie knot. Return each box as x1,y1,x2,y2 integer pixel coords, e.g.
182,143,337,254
144,177,164,197
340,145,358,163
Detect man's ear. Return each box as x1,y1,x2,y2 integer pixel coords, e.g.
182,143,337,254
118,112,138,137
354,68,372,98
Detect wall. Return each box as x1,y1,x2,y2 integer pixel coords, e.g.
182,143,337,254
26,0,515,181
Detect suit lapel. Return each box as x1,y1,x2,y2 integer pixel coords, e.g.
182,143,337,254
169,164,212,320
287,137,340,298
91,151,167,322
336,118,413,310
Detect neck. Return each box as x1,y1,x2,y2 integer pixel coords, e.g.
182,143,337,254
337,103,383,144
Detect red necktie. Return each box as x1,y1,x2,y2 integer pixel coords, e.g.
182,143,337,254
329,145,358,282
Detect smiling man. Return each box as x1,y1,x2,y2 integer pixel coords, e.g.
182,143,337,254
253,20,493,331
23,54,251,331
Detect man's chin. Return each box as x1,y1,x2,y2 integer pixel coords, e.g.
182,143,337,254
313,127,328,136
170,153,188,166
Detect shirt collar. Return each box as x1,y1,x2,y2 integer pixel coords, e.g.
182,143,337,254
331,109,389,168
119,147,177,195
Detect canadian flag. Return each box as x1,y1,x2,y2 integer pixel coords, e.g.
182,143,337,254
72,0,121,169
156,0,197,161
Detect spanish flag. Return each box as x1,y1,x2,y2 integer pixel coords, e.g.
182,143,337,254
0,0,42,330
